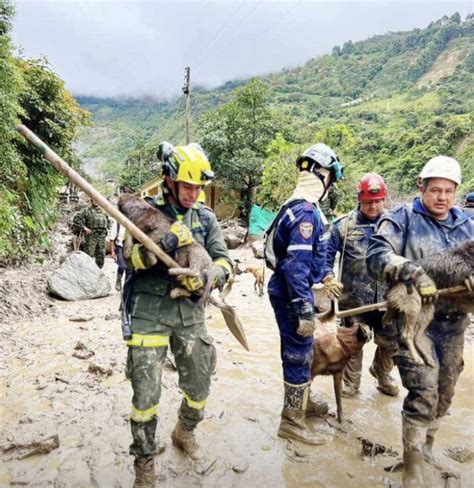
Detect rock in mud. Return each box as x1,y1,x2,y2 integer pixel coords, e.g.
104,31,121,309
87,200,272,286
88,362,113,377
359,437,398,458
47,251,111,300
232,459,249,473
224,232,244,250
444,446,474,463
72,341,95,360
69,314,94,322
250,240,264,259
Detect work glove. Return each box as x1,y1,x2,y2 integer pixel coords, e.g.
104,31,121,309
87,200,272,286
322,274,344,298
176,273,206,294
161,221,194,253
209,264,227,291
296,301,317,337
122,233,157,270
391,261,438,305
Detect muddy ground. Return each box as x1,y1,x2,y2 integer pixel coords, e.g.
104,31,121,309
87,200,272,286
0,246,473,487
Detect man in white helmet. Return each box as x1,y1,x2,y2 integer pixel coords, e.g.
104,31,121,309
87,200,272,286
366,156,473,488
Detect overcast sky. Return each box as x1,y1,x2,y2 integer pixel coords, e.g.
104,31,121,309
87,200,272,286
12,0,472,99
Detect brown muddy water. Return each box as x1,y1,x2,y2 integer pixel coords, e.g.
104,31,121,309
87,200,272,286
1,249,473,487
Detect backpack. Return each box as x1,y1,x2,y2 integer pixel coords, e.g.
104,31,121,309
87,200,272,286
263,199,304,271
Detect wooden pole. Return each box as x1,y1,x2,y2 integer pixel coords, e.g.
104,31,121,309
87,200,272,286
183,66,191,144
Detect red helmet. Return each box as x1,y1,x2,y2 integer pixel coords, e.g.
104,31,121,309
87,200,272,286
357,173,388,201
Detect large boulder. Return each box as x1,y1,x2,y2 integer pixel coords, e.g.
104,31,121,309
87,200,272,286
224,232,244,250
222,224,246,250
48,251,111,301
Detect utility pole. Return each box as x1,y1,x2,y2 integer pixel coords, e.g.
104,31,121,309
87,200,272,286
183,66,191,144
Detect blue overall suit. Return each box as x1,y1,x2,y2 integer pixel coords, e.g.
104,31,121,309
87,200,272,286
268,199,328,385
366,197,473,424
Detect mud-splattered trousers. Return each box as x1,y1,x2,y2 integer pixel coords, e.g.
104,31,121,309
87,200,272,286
267,200,328,385
123,195,232,458
367,197,474,424
393,313,468,424
126,322,217,457
324,211,395,390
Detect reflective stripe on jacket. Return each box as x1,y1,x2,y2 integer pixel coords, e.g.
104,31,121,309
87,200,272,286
267,199,328,312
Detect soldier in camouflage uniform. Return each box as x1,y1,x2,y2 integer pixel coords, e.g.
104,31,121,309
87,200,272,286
122,142,232,487
72,199,109,268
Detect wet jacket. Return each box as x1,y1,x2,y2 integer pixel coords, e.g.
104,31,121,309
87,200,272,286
324,210,386,309
267,199,328,314
367,197,474,317
125,194,232,333
462,205,474,219
72,207,109,236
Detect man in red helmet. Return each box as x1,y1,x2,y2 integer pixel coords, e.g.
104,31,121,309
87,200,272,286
322,173,399,398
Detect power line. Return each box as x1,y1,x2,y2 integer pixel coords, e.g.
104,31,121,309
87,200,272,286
193,0,265,74
182,0,248,67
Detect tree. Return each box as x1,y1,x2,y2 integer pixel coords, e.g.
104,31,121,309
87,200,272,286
198,79,289,221
257,134,299,211
0,3,90,263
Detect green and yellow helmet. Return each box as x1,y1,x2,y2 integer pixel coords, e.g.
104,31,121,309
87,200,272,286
158,141,214,186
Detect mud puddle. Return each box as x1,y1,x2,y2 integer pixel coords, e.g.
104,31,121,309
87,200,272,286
0,248,473,487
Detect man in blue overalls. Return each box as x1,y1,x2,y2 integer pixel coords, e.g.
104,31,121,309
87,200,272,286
266,143,343,445
367,156,474,487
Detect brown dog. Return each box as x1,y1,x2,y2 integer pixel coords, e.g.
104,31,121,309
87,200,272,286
118,194,217,298
310,323,371,423
235,262,265,297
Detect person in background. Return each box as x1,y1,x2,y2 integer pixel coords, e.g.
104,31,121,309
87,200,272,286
72,198,109,268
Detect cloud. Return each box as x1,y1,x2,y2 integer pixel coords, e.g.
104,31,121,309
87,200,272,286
12,1,472,98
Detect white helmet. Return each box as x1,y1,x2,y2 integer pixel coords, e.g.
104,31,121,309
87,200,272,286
419,156,462,185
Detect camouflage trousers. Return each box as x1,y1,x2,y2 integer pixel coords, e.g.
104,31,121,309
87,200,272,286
394,313,468,425
82,233,107,268
125,322,217,458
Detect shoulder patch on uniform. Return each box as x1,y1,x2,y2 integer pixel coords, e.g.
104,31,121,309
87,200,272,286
299,221,314,239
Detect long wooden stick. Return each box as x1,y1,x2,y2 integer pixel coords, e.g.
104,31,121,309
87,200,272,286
325,285,468,319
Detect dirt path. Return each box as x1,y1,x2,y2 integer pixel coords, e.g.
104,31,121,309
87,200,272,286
1,247,473,487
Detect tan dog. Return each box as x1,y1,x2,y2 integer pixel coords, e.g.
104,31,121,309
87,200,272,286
311,323,371,423
244,264,265,297
235,261,265,297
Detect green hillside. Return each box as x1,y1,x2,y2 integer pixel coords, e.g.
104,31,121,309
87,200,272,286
76,13,474,196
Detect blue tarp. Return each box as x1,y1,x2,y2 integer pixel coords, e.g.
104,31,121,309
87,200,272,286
248,204,276,236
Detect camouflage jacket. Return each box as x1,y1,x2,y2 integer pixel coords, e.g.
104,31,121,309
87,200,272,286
324,209,386,308
125,193,232,332
72,207,110,236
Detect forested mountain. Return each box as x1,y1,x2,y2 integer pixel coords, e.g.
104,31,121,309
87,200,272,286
77,12,473,199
